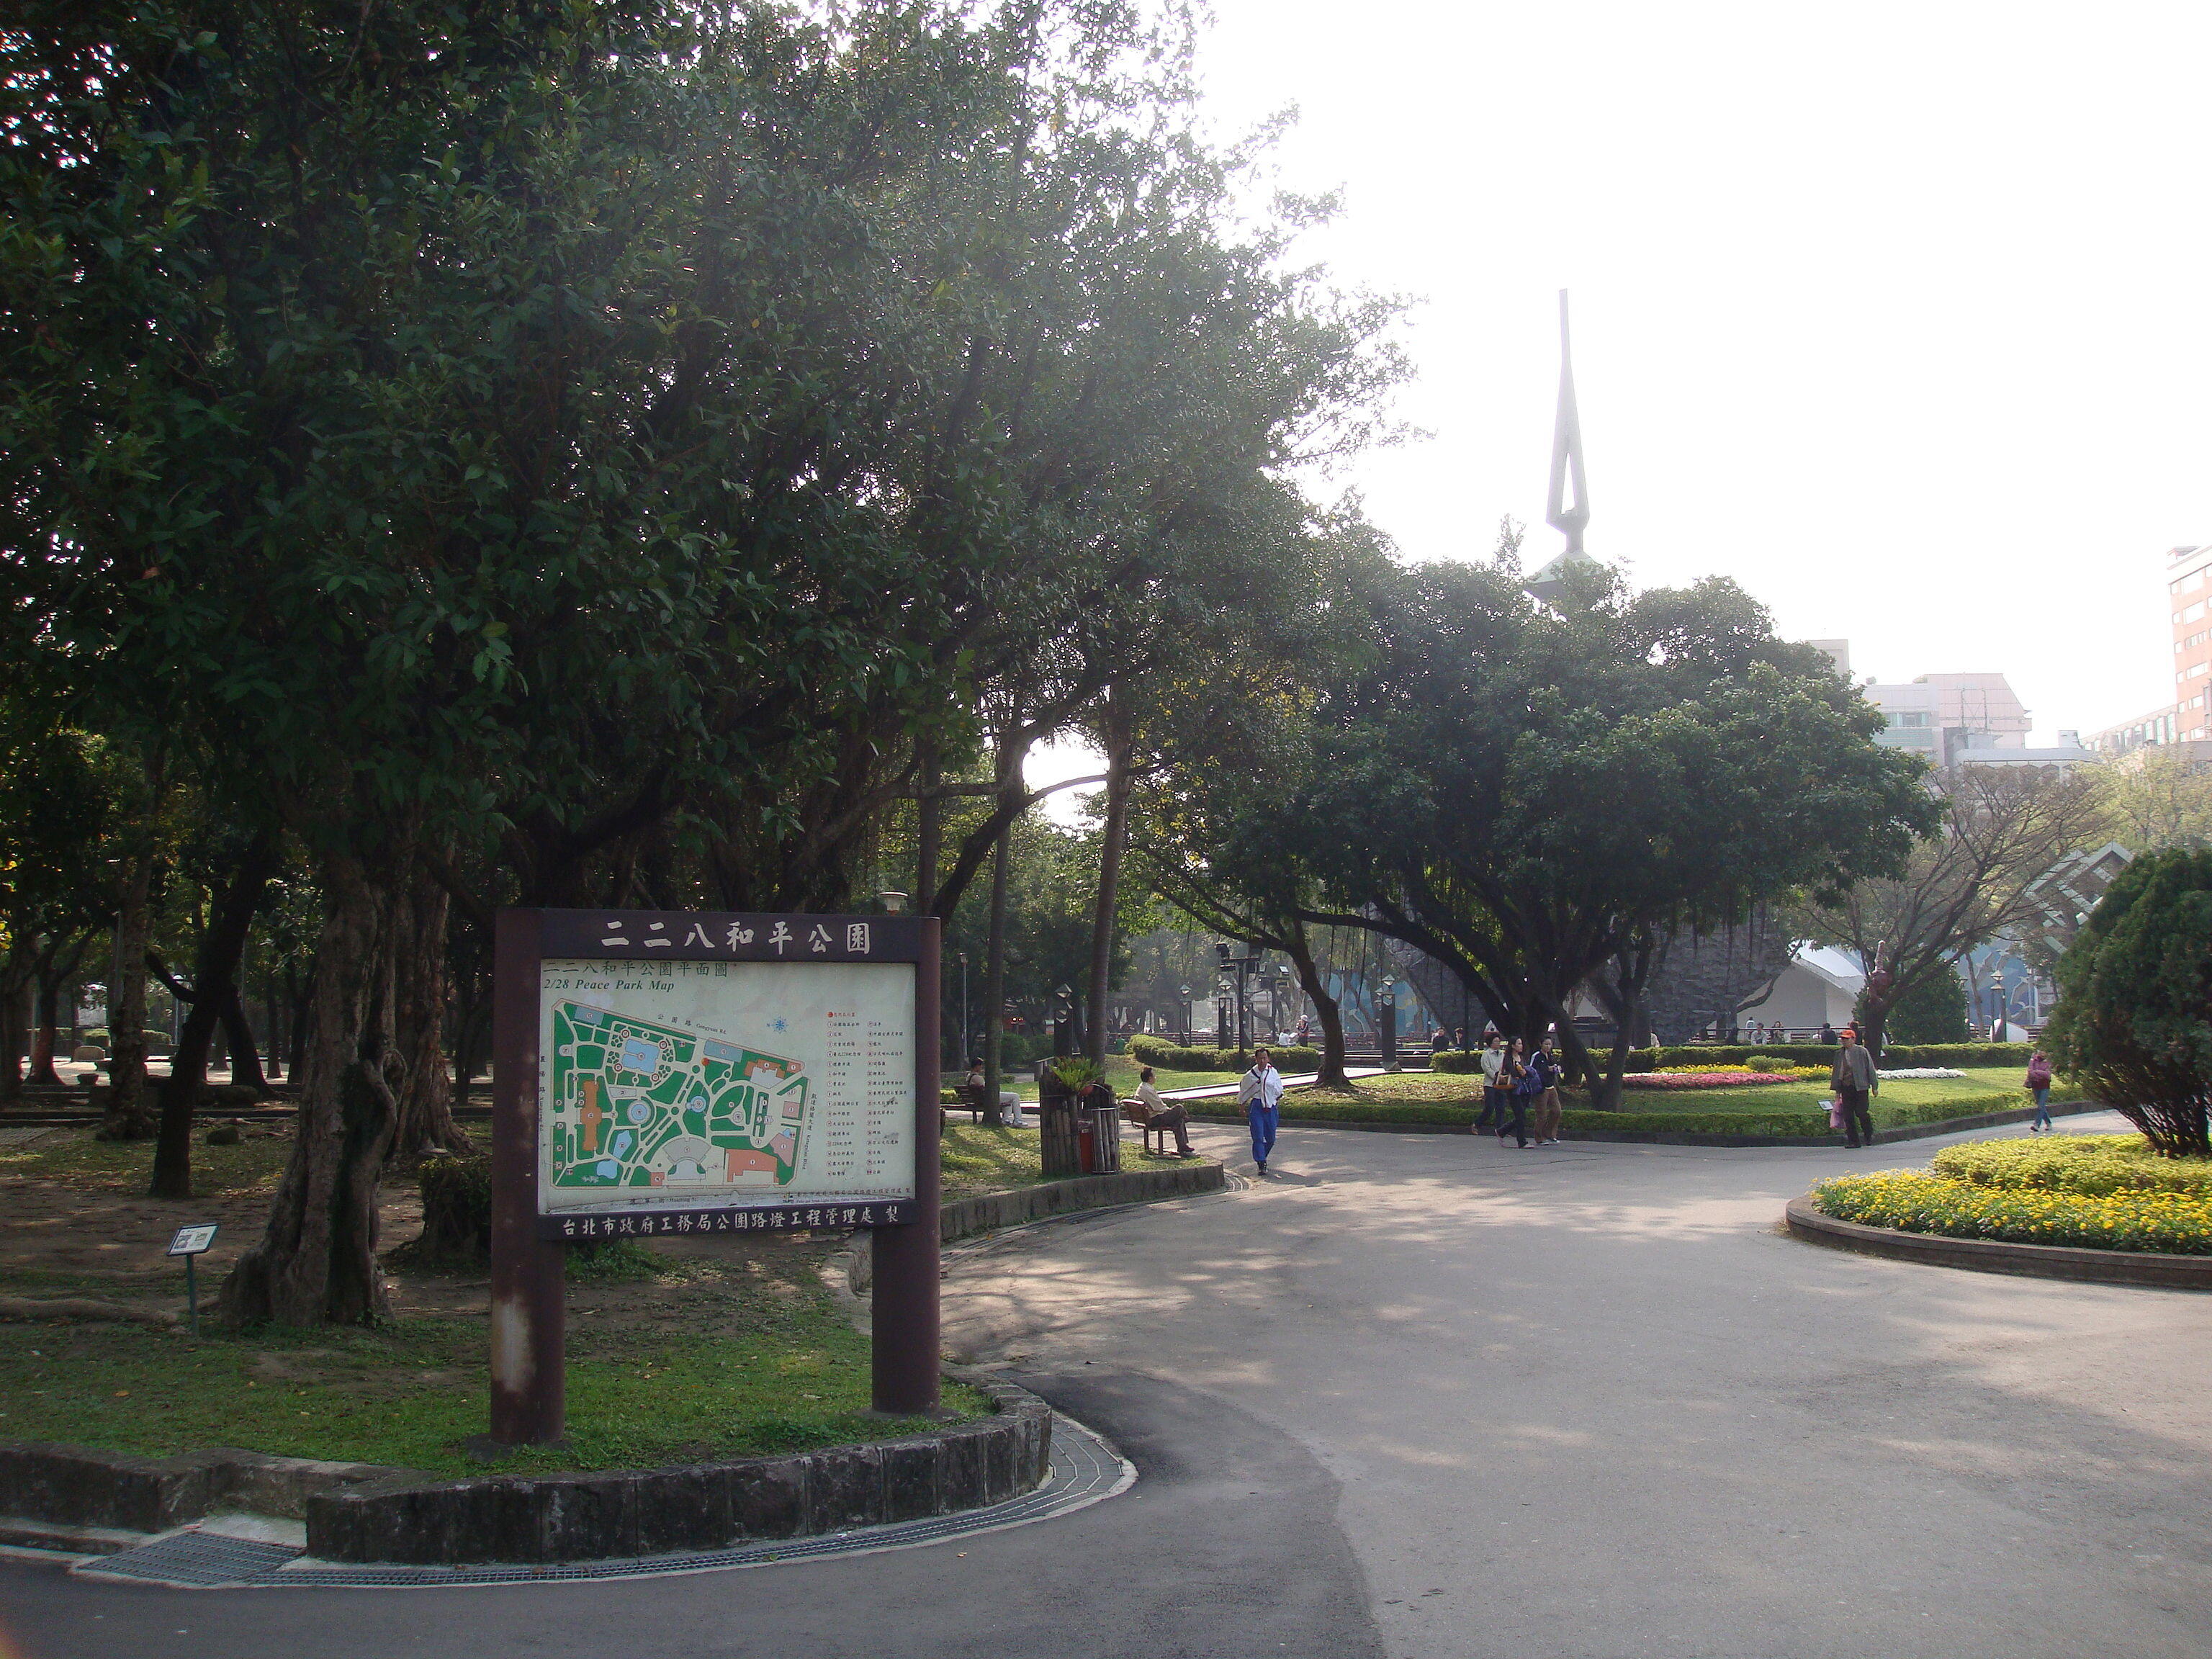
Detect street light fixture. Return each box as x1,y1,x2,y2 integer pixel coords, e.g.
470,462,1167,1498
1988,962,2008,1042
956,951,970,1065
1178,984,1192,1046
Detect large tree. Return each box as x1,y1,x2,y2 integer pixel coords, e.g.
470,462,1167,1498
1795,764,2110,1059
3,1,1398,1319
1256,556,1936,1102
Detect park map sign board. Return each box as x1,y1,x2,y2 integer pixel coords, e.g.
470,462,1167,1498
531,912,920,1239
490,908,942,1441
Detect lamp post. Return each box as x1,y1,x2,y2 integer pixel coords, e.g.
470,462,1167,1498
1053,984,1074,1058
1178,984,1192,1046
1988,962,2008,1042
956,951,969,1067
1378,979,1400,1073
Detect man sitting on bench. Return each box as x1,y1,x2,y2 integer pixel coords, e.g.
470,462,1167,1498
1125,1066,1193,1157
963,1057,1025,1127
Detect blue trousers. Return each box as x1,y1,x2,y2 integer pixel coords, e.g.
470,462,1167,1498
2030,1086,2051,1129
1248,1102,1279,1166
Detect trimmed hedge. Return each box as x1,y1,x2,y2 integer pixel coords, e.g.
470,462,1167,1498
1125,1035,1322,1074
1187,1076,2082,1140
1435,1041,2033,1076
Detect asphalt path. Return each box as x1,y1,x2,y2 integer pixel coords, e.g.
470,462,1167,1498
7,1111,2212,1658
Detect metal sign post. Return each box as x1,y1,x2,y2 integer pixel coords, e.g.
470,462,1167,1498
166,1224,219,1338
487,908,941,1445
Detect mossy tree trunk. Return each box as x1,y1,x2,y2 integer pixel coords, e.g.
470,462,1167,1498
219,848,402,1327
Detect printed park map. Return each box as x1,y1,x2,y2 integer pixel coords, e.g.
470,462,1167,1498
546,999,807,1194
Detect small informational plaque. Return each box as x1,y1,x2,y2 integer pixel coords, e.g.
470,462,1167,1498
536,955,917,1239
167,1224,218,1257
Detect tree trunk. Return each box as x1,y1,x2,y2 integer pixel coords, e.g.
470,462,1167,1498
1282,920,1352,1088
27,934,88,1087
391,867,469,1155
221,987,267,1091
286,960,311,1080
219,850,401,1328
1084,705,1133,1068
99,854,157,1141
261,958,282,1079
150,828,279,1199
915,745,941,919
0,960,28,1104
980,826,1012,1128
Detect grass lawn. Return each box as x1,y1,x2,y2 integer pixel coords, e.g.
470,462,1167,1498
984,1056,1234,1101
939,1121,1195,1197
0,1111,1204,1473
0,1248,986,1475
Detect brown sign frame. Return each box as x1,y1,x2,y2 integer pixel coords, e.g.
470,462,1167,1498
487,907,943,1442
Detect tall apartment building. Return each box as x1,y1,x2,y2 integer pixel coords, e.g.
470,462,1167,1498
2173,544,2212,740
2086,544,2212,761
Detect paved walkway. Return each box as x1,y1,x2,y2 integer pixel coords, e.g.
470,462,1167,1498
6,1113,2208,1658
943,1110,2212,1658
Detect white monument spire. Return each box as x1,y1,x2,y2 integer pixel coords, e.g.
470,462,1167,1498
1526,289,1602,603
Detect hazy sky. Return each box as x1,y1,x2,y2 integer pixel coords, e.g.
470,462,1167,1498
1032,0,2211,809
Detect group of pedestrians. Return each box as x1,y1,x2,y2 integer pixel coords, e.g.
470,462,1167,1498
1476,1033,1563,1148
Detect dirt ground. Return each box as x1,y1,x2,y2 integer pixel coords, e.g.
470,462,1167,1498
0,1125,848,1334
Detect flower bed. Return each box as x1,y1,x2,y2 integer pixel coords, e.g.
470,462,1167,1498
1930,1134,2212,1197
1812,1134,2212,1254
1810,1169,2212,1254
1622,1070,1793,1090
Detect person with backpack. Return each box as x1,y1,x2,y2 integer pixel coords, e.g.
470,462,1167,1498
1241,1046,1285,1175
2025,1048,2054,1132
1496,1038,1533,1149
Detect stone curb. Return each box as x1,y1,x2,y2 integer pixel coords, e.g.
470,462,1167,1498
0,1444,398,1538
839,1165,1228,1296
1188,1100,2103,1148
0,1382,1053,1567
940,1164,1225,1242
1784,1196,2212,1290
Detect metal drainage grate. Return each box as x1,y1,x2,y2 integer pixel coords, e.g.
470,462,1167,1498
73,1411,1133,1591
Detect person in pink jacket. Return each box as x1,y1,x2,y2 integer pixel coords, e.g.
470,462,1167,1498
2026,1049,2054,1132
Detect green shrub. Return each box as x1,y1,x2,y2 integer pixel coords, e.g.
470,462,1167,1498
1431,1050,1482,1073
1124,1035,1321,1073
2046,846,2212,1157
1885,966,1972,1043
410,1155,494,1262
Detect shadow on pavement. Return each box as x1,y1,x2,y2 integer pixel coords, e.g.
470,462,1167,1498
0,1373,1383,1659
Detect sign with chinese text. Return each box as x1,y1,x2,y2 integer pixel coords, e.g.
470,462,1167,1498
531,912,920,1241
167,1224,218,1256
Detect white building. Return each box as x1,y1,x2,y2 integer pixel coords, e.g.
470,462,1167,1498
1741,945,1862,1034
1809,641,2090,770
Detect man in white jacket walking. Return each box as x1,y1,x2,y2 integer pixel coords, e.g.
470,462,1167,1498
1242,1046,1285,1175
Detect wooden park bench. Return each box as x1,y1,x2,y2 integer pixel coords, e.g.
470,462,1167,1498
1120,1095,1182,1158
